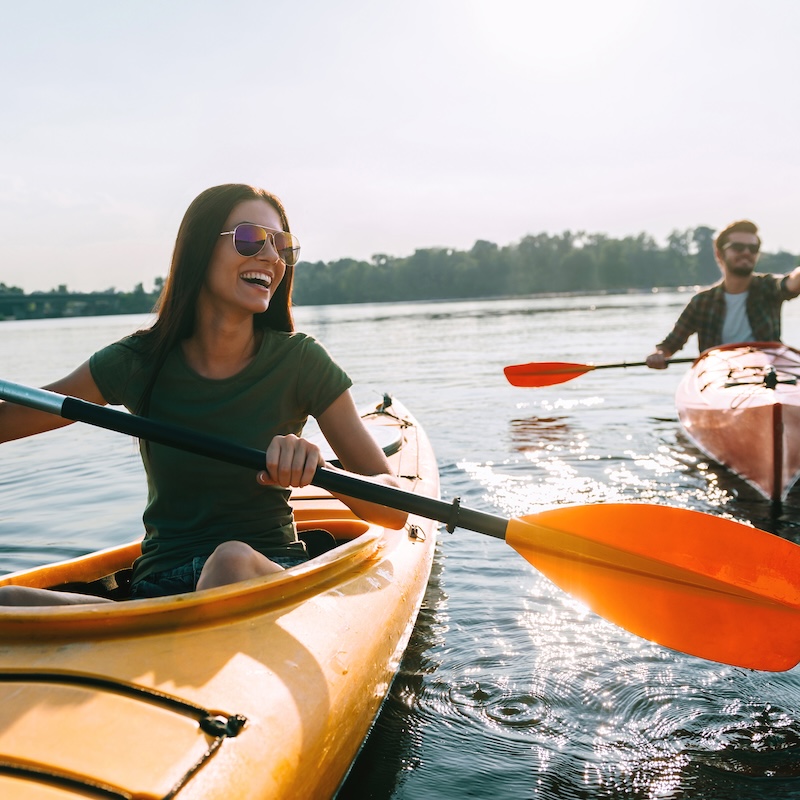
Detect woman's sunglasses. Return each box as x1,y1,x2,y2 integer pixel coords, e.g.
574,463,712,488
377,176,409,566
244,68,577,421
220,223,301,266
723,241,760,255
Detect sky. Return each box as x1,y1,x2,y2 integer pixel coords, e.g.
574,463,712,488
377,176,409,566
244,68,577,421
1,0,798,293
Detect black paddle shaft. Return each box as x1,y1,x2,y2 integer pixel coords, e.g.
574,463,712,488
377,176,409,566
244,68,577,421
53,393,509,541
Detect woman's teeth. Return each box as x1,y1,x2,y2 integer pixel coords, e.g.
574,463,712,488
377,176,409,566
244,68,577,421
241,272,272,288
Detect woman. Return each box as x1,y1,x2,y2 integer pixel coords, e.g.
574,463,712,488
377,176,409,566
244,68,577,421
0,183,407,605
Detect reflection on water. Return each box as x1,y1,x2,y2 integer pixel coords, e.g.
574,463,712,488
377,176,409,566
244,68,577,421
672,430,800,541
6,296,800,800
509,414,573,449
338,551,448,798
335,295,800,798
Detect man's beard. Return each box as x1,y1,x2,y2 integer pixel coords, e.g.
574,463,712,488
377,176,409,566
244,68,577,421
729,262,755,278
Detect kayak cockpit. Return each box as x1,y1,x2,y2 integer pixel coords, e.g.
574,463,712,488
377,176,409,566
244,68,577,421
34,519,363,603
0,516,402,640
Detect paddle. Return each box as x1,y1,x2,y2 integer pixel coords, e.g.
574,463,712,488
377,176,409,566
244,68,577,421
504,357,697,387
3,378,800,673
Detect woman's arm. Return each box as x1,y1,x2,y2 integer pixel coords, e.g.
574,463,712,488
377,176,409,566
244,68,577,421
257,391,409,529
0,361,106,444
315,391,409,529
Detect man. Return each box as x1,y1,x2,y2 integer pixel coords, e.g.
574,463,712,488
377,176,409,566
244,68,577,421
646,220,800,368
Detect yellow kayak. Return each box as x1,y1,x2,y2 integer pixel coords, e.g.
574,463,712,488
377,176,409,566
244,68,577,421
0,396,439,800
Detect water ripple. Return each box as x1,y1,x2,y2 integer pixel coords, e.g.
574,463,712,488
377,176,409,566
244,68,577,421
11,301,800,800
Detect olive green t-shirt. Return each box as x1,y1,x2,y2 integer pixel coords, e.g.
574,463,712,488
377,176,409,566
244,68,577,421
89,329,352,582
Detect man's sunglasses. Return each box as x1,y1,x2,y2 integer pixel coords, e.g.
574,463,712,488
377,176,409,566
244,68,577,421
220,223,301,266
723,241,760,255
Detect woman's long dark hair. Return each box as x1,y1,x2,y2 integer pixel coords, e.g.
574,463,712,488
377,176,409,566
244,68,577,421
135,184,295,414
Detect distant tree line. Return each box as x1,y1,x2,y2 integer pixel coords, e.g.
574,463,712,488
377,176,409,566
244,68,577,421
1,228,797,319
0,281,161,320
292,226,798,305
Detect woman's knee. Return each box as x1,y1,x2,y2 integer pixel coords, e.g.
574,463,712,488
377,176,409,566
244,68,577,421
205,540,258,572
199,541,283,588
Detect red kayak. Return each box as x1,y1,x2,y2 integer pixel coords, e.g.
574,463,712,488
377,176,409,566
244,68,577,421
676,342,800,502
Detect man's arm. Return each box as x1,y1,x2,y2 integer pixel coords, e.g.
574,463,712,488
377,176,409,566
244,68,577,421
784,266,800,296
645,296,701,368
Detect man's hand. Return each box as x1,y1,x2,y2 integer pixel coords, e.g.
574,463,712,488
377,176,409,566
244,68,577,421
645,350,670,370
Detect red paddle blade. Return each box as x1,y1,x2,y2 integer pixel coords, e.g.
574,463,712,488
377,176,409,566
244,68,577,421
505,504,800,671
503,361,594,387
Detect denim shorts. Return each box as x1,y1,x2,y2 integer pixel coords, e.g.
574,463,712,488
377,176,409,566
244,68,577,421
130,551,310,600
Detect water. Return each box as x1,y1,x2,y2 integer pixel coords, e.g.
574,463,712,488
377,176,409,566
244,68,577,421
3,293,800,799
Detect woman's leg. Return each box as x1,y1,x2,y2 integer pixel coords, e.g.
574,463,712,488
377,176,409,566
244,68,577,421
0,585,113,606
196,541,284,591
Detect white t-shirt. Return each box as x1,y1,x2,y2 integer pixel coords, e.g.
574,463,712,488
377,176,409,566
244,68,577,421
722,291,754,344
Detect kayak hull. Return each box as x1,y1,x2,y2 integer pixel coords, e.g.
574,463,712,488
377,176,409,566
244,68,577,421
675,342,800,502
0,397,439,799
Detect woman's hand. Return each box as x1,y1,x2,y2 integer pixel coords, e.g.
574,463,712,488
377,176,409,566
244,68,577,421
257,434,324,488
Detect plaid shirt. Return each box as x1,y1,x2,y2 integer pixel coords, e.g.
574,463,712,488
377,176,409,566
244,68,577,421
657,273,799,355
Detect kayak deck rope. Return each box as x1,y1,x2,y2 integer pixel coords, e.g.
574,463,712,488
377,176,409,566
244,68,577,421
0,762,132,800
699,365,800,393
0,670,247,800
721,365,799,389
372,393,412,427
697,347,800,392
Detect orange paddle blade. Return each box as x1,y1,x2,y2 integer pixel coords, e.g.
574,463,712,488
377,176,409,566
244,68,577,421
506,504,800,671
503,361,595,387
503,357,696,387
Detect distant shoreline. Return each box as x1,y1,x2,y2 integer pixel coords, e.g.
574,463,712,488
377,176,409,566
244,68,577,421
0,290,159,321
3,225,795,320
0,285,700,323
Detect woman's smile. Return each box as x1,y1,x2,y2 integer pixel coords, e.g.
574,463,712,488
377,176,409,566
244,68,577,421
240,270,274,290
